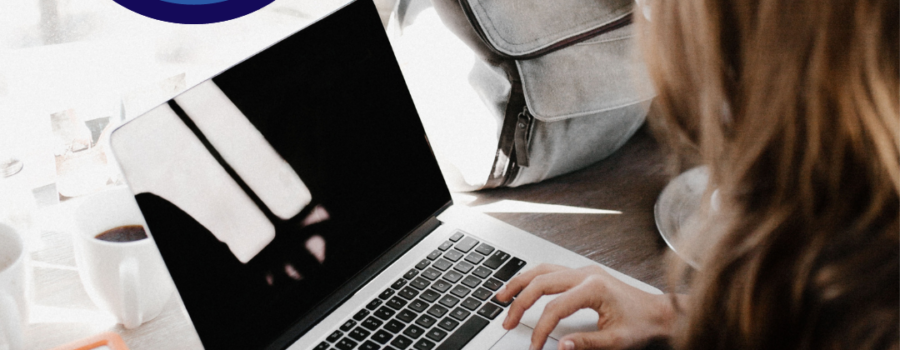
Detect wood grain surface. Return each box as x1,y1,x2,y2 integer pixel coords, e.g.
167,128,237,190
471,126,677,291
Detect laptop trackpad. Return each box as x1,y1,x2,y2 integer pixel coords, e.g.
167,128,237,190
490,324,557,350
519,294,600,339
491,295,599,350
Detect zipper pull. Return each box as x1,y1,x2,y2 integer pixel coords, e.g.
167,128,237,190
514,106,532,167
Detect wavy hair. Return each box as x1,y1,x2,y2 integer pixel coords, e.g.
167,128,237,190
637,0,899,349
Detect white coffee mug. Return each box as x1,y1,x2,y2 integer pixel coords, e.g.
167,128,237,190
0,223,25,350
74,187,175,329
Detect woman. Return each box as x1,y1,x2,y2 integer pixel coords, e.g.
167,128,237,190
495,1,899,349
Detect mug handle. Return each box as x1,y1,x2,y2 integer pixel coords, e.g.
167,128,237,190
0,292,22,350
119,258,142,329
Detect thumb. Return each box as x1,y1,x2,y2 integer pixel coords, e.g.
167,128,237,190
558,331,622,350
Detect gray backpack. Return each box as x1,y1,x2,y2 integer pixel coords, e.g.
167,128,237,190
432,0,655,188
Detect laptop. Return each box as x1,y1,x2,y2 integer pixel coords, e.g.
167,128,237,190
108,1,661,349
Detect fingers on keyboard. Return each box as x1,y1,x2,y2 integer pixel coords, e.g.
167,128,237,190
322,233,526,350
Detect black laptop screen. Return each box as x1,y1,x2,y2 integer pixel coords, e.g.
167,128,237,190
112,2,451,349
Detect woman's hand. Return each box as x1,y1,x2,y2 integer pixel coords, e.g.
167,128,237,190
495,264,678,350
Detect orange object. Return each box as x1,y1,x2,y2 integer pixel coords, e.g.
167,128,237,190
50,332,129,350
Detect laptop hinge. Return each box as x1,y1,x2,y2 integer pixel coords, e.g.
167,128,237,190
433,200,453,218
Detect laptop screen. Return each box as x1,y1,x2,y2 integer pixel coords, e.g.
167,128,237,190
110,1,451,349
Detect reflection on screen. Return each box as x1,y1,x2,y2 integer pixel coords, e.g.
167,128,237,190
113,102,278,263
174,80,312,221
110,2,451,349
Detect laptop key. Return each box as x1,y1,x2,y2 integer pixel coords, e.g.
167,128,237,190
438,295,460,308
415,314,436,328
398,287,419,300
443,250,463,262
454,237,479,253
471,288,492,301
437,317,459,332
477,303,502,320
482,251,510,269
409,299,429,312
336,337,358,350
442,271,462,283
410,277,430,290
387,296,408,310
375,306,396,320
449,231,464,242
426,250,442,261
390,335,413,349
372,330,394,344
438,241,453,251
431,259,452,271
482,278,502,291
327,330,344,342
354,309,371,321
433,316,489,350
392,279,408,290
314,341,329,350
367,299,383,310
362,317,384,331
385,319,406,332
491,295,512,307
340,319,357,332
397,309,417,323
431,280,452,293
426,327,448,342
380,289,396,300
453,261,473,274
349,327,371,341
359,340,381,350
449,307,471,321
421,289,441,302
450,285,471,298
437,317,459,331
415,259,430,270
460,276,481,289
493,258,526,282
464,253,484,265
471,266,492,279
421,268,441,281
403,325,425,339
414,338,436,350
427,304,448,318
403,269,419,280
474,243,495,256
461,298,481,311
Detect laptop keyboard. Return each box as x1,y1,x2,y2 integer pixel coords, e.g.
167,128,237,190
313,231,527,350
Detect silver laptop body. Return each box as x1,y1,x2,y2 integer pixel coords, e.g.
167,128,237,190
110,2,660,350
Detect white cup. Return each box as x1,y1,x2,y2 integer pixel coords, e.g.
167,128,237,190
0,223,25,350
73,187,174,329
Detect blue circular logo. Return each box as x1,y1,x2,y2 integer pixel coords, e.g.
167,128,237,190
114,0,275,24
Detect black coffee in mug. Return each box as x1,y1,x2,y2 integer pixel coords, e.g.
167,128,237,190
95,225,148,242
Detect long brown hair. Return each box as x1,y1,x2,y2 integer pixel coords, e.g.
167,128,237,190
638,0,899,349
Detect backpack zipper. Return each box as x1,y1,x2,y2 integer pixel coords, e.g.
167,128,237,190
459,1,633,60
513,106,534,168
498,106,534,187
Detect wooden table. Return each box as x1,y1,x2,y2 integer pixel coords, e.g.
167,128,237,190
473,126,674,291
